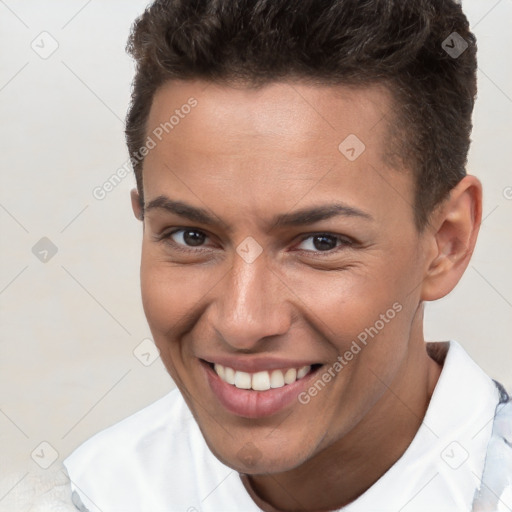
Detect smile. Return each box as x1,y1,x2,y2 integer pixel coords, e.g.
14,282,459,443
212,363,315,391
201,359,324,418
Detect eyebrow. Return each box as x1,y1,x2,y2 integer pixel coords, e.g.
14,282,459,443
144,195,373,231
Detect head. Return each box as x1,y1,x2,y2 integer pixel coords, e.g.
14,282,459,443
126,0,481,474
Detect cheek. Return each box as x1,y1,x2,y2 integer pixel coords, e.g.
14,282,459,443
279,249,422,391
139,258,208,385
140,247,187,351
139,250,219,342
140,261,174,336
282,258,411,339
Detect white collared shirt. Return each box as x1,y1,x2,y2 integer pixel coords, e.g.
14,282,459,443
64,341,511,512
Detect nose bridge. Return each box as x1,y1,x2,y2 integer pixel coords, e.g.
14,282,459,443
214,251,290,350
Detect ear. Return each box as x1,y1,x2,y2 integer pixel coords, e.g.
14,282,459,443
130,188,144,221
420,175,482,301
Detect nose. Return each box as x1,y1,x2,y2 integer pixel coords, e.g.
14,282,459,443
210,250,292,351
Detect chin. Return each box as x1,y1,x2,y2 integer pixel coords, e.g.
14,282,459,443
207,437,314,475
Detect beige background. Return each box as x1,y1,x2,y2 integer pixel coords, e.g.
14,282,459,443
0,0,511,488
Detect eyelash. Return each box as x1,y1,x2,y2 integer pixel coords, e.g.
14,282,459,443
154,228,354,256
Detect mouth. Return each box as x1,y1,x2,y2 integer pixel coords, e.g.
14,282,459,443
204,360,323,391
200,359,324,418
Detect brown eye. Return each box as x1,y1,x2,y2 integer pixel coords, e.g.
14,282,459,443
158,228,211,251
296,233,353,253
175,229,207,247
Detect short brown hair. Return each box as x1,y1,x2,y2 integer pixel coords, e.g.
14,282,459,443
125,0,477,230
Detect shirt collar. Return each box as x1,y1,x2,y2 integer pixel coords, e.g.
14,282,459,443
238,341,500,511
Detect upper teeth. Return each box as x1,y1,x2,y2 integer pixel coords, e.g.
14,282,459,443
213,363,312,391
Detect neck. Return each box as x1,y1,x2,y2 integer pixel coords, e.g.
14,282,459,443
244,315,442,511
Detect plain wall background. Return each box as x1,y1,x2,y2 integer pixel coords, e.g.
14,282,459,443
0,0,511,482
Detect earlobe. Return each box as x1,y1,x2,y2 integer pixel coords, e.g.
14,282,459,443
130,188,144,221
420,175,482,301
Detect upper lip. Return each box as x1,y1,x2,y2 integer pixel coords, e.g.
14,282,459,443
200,356,320,373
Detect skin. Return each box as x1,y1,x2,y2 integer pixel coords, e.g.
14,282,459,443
130,79,482,511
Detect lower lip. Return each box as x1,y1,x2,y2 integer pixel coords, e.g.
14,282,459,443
201,361,321,418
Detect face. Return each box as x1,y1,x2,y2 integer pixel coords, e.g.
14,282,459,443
133,79,433,474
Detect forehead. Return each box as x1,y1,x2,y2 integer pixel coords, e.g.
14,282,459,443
142,79,412,228
146,78,393,155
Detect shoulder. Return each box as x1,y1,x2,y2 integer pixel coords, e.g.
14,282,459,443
64,389,196,490
63,388,255,511
472,391,512,511
63,388,199,510
64,388,192,469
65,388,189,466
